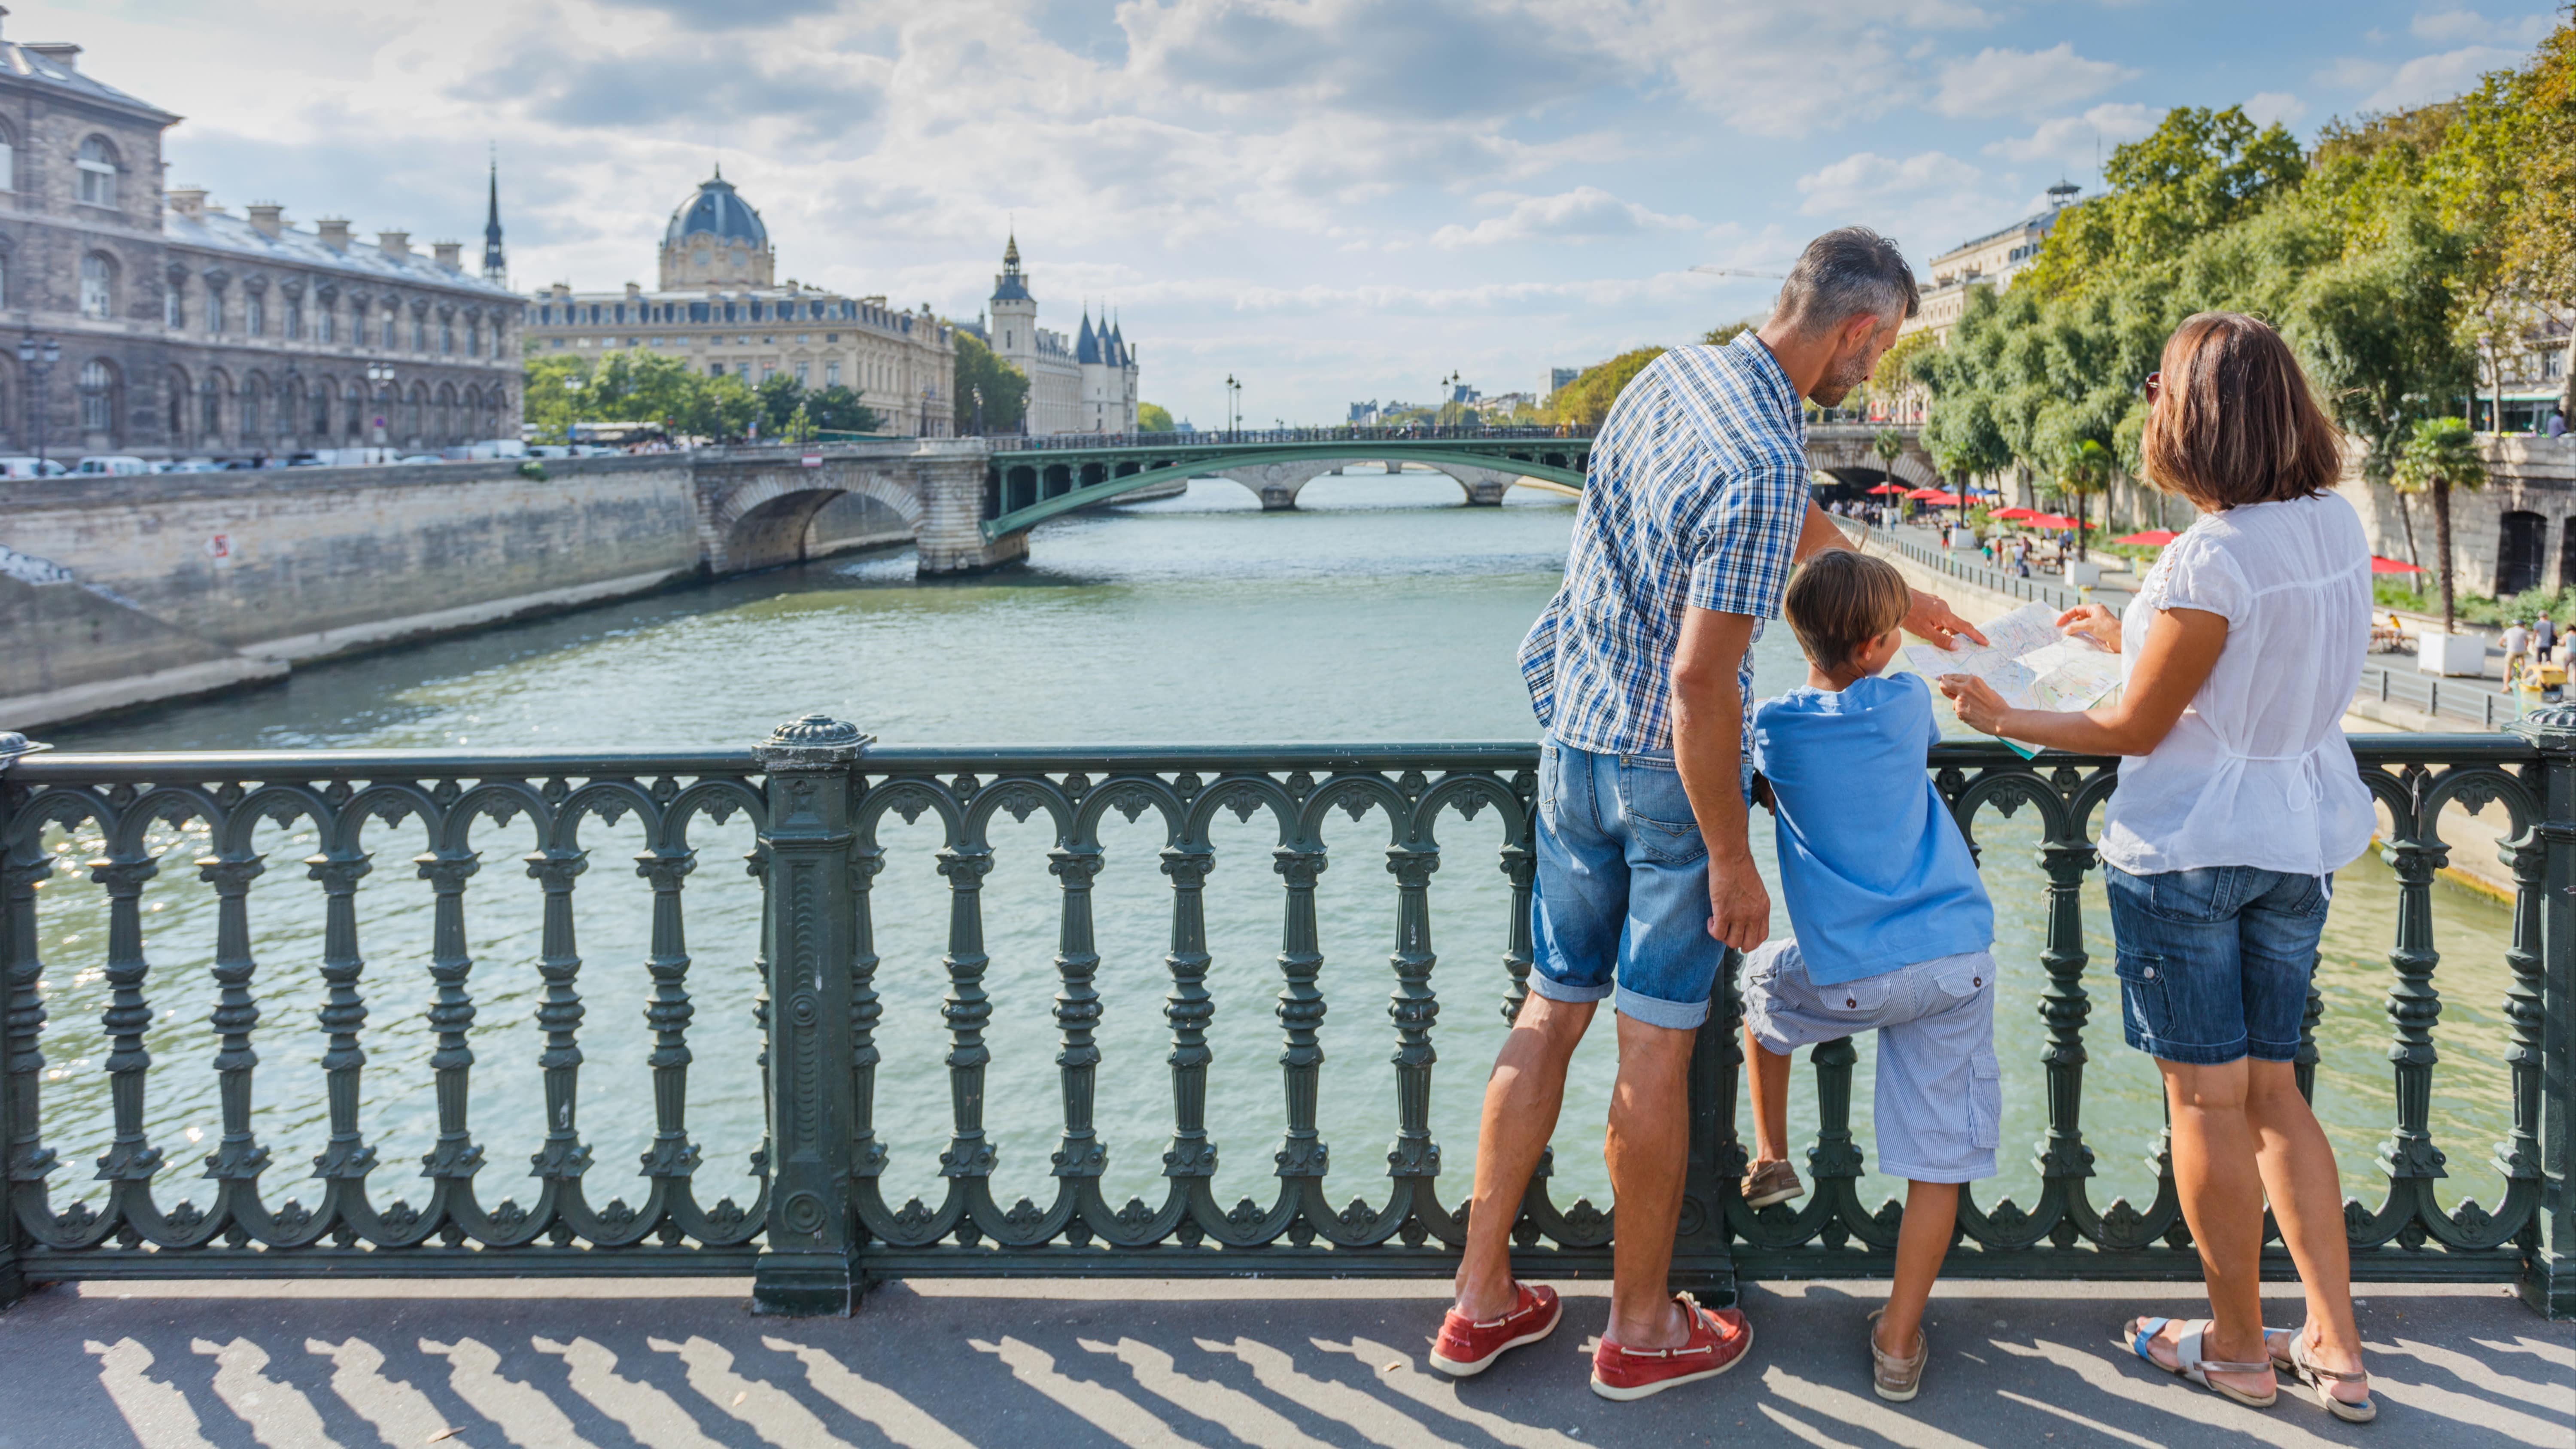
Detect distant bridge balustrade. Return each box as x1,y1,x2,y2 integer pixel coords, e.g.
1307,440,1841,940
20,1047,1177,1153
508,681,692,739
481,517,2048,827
0,721,2567,1318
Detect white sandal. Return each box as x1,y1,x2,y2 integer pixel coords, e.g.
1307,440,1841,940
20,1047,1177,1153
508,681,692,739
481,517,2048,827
2119,1317,2277,1408
2266,1327,2375,1423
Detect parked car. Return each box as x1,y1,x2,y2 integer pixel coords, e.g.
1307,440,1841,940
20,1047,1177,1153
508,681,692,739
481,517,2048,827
463,438,527,460
0,456,67,479
73,455,150,476
525,444,573,459
395,453,445,465
154,459,222,474
284,452,326,467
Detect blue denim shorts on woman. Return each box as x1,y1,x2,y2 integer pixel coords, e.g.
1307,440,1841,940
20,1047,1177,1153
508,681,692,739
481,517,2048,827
2106,863,2329,1066
1527,737,1731,1030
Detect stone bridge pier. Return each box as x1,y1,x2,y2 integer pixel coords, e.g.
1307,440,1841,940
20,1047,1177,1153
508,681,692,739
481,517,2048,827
1210,458,1524,511
693,440,1012,578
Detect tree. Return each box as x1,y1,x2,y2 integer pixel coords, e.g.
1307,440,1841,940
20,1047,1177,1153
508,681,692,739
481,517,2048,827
2020,105,2308,303
2518,14,2576,417
952,331,1028,435
1551,347,1666,428
1137,402,1175,432
1702,321,1753,347
2056,438,2112,560
754,373,806,440
2393,416,2488,631
805,385,879,435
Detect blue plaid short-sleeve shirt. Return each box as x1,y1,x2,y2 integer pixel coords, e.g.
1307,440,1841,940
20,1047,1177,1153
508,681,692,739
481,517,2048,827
1519,334,1809,754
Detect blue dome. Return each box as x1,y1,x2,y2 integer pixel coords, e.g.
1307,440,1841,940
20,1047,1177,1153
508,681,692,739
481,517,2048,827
666,175,768,248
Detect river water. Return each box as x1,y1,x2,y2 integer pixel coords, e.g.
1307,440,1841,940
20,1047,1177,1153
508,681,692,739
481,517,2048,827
32,473,2522,1234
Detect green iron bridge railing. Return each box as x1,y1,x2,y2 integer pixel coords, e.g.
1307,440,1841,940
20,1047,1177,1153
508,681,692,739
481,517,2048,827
979,431,1596,540
0,721,2567,1318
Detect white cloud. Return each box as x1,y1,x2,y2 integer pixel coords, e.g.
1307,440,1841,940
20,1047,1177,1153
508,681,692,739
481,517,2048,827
1985,103,2158,165
1430,187,1698,248
2363,44,2527,107
2313,56,2392,89
1797,151,1985,216
1932,43,2137,118
2242,91,2308,128
2412,8,2560,45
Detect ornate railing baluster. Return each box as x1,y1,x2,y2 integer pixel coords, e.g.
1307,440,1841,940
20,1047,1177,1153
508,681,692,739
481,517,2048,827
90,839,163,1239
637,845,700,1243
1159,835,1220,1240
2032,799,2099,1248
1273,845,1329,1245
524,838,592,1242
2506,708,2574,1314
305,827,377,1242
0,837,55,1294
1381,829,1443,1245
933,836,997,1242
197,843,268,1246
416,846,483,1245
1049,841,1107,1237
846,844,885,1190
2376,771,2448,1248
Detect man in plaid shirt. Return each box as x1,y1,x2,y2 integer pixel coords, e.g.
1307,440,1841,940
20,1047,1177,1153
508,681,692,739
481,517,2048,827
1427,228,1984,1400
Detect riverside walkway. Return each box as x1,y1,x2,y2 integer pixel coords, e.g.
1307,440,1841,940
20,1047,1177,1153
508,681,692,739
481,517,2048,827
5,1276,2563,1447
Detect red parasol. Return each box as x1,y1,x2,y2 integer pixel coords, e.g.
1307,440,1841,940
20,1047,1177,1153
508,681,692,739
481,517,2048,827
1868,482,1910,496
2370,556,2424,574
1989,506,2040,521
2115,530,2179,545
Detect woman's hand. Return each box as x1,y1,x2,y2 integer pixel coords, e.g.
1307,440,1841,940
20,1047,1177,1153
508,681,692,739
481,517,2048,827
1937,674,2014,736
2056,603,2120,652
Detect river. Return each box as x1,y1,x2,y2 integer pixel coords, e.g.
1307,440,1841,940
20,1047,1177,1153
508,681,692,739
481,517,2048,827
30,472,2521,1234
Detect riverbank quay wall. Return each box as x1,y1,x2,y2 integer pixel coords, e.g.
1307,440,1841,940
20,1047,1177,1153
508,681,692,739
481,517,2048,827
0,442,976,730
0,725,2565,1317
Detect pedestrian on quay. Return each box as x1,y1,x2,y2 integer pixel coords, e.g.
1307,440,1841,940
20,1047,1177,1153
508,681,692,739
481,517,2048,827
1938,312,2377,1423
1435,227,1984,1402
2503,618,2531,683
2537,613,2556,661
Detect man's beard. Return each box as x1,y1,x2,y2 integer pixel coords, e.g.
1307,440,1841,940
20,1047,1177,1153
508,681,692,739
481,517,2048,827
1810,346,1873,407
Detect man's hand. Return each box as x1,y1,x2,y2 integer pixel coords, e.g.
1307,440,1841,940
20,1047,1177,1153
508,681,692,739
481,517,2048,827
1708,855,1770,952
1904,588,1989,651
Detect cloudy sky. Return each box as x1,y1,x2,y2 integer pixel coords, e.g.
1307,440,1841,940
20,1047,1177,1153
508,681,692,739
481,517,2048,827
26,0,2564,425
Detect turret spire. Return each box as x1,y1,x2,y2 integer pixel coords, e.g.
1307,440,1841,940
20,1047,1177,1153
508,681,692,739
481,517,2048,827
481,147,506,284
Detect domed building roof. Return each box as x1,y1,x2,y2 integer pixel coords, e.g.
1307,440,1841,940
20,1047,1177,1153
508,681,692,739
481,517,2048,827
665,169,768,248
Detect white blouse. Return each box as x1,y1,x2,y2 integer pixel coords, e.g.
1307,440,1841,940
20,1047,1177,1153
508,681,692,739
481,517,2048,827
2097,493,2376,877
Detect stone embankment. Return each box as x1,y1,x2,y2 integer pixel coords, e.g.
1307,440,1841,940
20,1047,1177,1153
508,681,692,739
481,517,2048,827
0,445,943,731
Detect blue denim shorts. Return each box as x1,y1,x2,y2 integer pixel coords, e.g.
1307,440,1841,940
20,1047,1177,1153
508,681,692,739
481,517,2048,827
2106,864,2328,1066
1527,737,1734,1029
1742,939,2000,1183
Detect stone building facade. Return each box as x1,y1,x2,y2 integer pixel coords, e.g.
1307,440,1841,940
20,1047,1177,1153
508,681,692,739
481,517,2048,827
1900,183,2081,345
523,173,958,437
961,234,1138,435
0,25,522,462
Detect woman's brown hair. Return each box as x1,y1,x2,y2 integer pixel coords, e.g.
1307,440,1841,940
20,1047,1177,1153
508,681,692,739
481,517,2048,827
2138,311,2344,511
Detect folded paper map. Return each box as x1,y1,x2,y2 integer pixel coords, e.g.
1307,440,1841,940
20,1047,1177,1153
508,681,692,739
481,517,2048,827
1905,602,2123,745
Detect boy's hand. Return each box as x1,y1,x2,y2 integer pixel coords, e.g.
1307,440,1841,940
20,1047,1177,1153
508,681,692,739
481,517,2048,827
1936,674,2013,735
1708,857,1770,953
1904,589,1987,651
2056,603,2120,652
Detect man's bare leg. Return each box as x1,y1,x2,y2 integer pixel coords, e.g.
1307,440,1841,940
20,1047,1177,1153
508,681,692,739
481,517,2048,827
1452,993,1595,1319
1603,1014,1697,1348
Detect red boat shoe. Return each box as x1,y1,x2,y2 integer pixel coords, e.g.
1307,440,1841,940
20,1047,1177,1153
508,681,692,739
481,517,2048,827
1429,1282,1562,1376
1589,1293,1753,1401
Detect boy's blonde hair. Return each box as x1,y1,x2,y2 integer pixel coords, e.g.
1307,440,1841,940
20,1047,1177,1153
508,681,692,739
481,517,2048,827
1785,550,1909,673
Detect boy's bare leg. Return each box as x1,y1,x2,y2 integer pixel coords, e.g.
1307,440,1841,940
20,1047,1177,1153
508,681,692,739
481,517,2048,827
1746,1027,1792,1166
1452,993,1594,1319
1875,1180,1958,1355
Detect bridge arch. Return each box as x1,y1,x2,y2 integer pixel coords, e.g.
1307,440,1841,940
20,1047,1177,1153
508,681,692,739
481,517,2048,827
706,466,924,574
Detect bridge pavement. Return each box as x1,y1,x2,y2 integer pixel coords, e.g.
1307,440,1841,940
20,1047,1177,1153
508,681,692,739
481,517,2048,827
3,1276,2562,1448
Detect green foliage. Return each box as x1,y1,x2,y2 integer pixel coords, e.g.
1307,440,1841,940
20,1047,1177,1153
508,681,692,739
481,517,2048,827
2394,415,2490,630
805,386,879,435
1137,402,1175,432
953,331,1029,434
1872,428,1905,463
1702,321,1753,347
1553,347,1667,428
521,347,773,442
2020,105,2307,303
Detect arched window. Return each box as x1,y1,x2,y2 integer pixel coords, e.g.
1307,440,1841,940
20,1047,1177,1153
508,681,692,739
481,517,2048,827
343,382,362,438
435,384,455,442
240,375,264,438
79,360,114,435
309,377,331,436
165,368,187,441
280,377,302,439
404,383,424,441
200,374,223,440
75,135,117,207
79,253,113,320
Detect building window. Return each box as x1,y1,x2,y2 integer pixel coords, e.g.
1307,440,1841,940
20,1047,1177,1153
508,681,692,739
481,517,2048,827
794,362,808,384
246,293,265,337
285,297,301,338
79,361,111,433
207,289,224,333
0,126,14,192
242,380,262,436
411,316,426,351
344,383,362,438
538,304,553,326
320,305,336,344
441,319,454,354
79,254,113,320
311,381,329,435
709,362,724,377
165,280,182,328
825,332,838,343
75,136,117,207
826,361,840,386
796,334,808,345
200,379,221,438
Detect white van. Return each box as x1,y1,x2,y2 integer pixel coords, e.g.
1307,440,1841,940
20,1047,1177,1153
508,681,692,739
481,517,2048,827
73,455,150,476
0,456,67,479
463,438,527,460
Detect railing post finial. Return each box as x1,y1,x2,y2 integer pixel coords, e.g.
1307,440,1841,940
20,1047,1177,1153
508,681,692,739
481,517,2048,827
2508,702,2576,1319
750,713,867,1315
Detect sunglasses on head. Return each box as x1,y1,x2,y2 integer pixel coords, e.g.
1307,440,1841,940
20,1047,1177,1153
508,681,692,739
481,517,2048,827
2143,371,2162,401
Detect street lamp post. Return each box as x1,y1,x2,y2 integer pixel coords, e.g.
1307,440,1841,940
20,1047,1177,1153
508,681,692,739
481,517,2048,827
366,361,395,463
18,328,59,472
1223,374,1241,439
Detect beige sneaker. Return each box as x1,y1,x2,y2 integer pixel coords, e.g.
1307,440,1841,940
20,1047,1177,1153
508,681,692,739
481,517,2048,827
1869,1309,1927,1402
1744,1160,1805,1209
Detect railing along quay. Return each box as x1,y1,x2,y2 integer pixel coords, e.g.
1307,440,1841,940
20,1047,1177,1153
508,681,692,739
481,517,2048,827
990,425,1595,452
0,721,2567,1318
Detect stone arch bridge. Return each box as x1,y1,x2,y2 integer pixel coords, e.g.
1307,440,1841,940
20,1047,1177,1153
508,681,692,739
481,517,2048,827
688,425,1934,578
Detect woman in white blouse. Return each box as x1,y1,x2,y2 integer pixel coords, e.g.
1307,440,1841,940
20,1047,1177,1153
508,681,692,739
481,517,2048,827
1940,314,2375,1422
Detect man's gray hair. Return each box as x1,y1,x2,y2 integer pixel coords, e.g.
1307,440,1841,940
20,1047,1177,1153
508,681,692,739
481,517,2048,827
1774,227,1919,338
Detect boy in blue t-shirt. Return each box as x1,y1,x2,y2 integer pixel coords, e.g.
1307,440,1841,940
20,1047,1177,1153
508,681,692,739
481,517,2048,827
1742,549,1998,1405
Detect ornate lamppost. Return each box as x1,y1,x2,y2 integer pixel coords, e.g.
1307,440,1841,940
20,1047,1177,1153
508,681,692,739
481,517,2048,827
1224,374,1241,439
365,361,395,463
18,328,59,472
